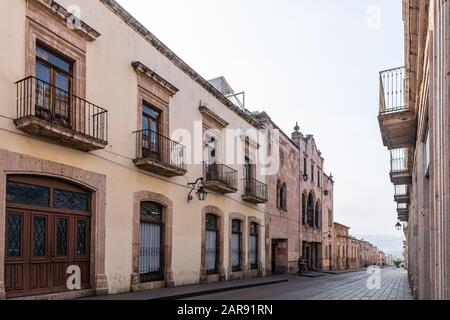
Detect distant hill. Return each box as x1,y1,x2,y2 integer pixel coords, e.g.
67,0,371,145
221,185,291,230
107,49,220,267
353,234,404,258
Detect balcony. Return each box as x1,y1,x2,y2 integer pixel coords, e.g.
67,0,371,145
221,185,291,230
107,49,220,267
203,163,238,194
397,203,409,222
133,129,187,177
14,76,108,152
242,178,268,204
394,185,410,204
378,67,416,149
390,148,412,185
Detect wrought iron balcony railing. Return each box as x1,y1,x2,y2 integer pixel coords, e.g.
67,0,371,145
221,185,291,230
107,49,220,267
203,163,238,192
379,67,407,114
391,148,409,173
134,129,186,175
395,185,409,197
15,76,108,143
242,177,268,203
398,203,408,210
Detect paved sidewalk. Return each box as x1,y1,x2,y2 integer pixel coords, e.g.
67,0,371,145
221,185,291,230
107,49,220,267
82,277,288,300
308,268,413,300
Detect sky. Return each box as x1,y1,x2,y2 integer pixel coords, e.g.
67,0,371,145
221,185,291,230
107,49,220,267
116,0,405,248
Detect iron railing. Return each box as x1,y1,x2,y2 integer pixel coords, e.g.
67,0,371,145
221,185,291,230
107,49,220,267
391,148,409,173
135,129,186,171
15,76,108,141
379,67,407,114
242,177,268,202
204,163,238,189
395,185,409,197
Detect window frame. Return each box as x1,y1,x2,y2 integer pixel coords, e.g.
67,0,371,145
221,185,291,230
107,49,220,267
231,219,242,272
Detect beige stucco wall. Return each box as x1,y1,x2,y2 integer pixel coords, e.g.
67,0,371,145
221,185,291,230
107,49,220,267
0,0,265,295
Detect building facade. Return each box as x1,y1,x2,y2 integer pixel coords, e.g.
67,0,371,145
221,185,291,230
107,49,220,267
0,0,271,299
377,0,450,300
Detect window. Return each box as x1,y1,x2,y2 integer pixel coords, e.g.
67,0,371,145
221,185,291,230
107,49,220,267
307,193,314,228
303,157,307,179
302,193,307,226
139,202,164,282
311,164,314,182
142,103,161,159
314,202,320,228
205,214,219,274
249,223,258,270
317,170,320,187
6,181,50,207
35,43,73,126
277,182,287,211
231,220,242,272
425,126,430,177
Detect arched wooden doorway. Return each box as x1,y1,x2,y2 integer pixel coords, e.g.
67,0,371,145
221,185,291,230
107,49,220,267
4,175,92,298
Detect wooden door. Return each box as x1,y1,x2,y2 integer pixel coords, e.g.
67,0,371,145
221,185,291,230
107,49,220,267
4,176,91,298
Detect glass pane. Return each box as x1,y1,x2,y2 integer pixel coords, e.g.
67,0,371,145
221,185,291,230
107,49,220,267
231,233,241,268
7,214,21,257
140,202,162,223
56,218,68,257
232,220,241,233
36,62,51,83
205,214,217,229
142,116,150,131
205,230,217,272
76,220,87,256
54,73,71,120
250,223,257,235
54,189,89,212
139,223,162,277
55,73,70,92
143,105,160,120
6,181,50,207
36,45,71,73
34,217,46,257
249,235,257,266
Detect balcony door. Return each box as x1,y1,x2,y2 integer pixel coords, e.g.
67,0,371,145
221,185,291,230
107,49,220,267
35,43,73,127
142,103,161,160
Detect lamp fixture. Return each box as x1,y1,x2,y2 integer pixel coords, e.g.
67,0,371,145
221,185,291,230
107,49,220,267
302,173,309,182
187,178,208,203
395,222,402,231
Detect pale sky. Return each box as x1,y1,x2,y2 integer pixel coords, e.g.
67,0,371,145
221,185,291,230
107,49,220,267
116,0,404,240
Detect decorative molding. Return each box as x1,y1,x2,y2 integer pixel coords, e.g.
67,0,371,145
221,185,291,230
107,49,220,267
132,61,179,96
100,0,260,128
199,104,229,129
30,0,101,41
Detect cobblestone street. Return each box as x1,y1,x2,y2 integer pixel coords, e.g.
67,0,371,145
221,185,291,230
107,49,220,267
187,268,413,301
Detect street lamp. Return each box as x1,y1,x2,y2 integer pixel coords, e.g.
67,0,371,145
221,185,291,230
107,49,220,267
187,178,208,203
302,173,309,181
395,222,402,231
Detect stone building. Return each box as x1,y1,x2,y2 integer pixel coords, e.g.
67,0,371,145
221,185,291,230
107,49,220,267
377,0,450,299
291,127,335,272
257,114,301,275
0,0,271,299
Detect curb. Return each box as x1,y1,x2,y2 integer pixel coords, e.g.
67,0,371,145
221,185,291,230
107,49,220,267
151,279,289,300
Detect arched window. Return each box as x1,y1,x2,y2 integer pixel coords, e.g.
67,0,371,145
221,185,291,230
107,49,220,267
302,193,307,225
249,223,258,270
140,202,164,282
307,192,314,228
281,183,287,211
276,181,281,209
205,214,219,274
231,220,242,272
315,202,320,228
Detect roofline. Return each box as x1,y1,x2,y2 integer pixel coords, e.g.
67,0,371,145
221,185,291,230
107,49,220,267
99,0,259,128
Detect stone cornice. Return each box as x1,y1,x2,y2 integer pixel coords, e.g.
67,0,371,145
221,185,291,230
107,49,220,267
31,0,101,41
132,61,179,96
99,0,259,128
199,105,229,128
